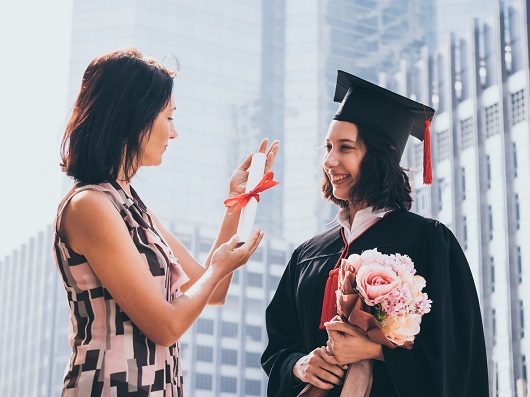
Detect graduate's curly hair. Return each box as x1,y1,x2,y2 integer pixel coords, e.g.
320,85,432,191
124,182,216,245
322,124,413,212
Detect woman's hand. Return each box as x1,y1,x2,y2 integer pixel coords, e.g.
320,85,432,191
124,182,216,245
228,139,280,198
324,318,384,365
208,229,264,278
292,347,347,390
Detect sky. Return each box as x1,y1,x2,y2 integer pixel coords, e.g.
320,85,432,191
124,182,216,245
0,0,73,258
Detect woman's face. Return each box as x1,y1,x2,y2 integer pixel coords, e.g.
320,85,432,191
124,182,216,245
322,120,366,201
141,96,177,166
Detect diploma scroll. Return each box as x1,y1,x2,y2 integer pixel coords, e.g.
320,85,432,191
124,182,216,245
236,152,266,245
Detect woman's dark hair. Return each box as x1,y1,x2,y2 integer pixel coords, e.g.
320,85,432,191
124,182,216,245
61,48,176,183
322,124,413,212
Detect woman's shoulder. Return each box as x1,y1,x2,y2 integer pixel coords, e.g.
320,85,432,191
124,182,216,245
291,225,343,264
385,209,444,236
387,210,459,252
55,181,127,234
58,181,125,213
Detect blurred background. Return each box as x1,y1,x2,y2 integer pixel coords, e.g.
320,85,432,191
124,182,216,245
0,0,528,396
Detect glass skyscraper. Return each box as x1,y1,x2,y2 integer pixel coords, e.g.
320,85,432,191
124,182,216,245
402,1,530,395
282,0,436,244
66,0,276,236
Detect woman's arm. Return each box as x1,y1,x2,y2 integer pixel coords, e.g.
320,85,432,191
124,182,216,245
147,206,240,305
60,189,263,347
152,139,279,305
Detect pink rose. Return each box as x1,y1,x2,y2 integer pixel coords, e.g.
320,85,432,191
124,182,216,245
381,313,422,345
360,248,386,265
355,263,400,306
345,254,364,272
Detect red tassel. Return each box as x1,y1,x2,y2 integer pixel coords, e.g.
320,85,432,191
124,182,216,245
423,119,433,185
319,268,340,329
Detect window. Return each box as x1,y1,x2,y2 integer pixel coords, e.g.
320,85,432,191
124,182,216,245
224,295,239,312
461,167,466,200
246,298,262,314
490,256,495,292
196,346,213,362
523,355,527,381
491,309,497,345
460,117,474,149
515,194,521,230
195,373,212,390
221,321,238,338
246,272,263,287
252,247,263,262
520,300,525,338
197,318,214,335
270,275,281,290
245,379,262,396
463,216,468,250
199,238,213,254
416,188,426,214
513,142,518,177
518,246,522,284
414,142,423,169
495,363,499,397
246,325,262,342
437,130,449,160
232,270,240,284
438,183,443,212
485,103,500,137
221,348,238,365
486,155,491,189
178,234,192,250
220,376,237,393
488,205,493,241
270,250,286,265
245,352,262,368
512,89,526,125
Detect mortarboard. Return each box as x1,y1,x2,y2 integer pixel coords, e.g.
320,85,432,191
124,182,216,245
333,70,435,184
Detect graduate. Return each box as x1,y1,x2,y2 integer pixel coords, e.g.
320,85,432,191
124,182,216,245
261,70,489,397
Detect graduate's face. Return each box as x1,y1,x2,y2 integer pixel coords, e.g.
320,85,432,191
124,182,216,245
141,96,178,166
323,120,366,201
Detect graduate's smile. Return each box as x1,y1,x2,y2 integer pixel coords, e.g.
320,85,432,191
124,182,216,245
330,173,351,184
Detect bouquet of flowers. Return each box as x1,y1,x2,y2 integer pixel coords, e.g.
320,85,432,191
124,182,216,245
299,249,431,397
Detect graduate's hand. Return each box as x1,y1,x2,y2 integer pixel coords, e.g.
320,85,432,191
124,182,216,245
227,139,280,198
325,319,384,364
292,346,347,389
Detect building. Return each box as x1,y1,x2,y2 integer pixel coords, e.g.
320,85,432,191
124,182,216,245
434,0,496,48
0,226,70,397
399,1,530,395
66,0,279,236
281,0,436,244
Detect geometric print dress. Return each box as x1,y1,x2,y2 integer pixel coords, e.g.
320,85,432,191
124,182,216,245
53,180,189,396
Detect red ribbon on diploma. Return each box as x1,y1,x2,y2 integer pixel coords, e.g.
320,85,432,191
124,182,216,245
223,172,280,212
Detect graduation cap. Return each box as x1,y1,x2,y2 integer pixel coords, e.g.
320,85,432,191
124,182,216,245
333,70,435,184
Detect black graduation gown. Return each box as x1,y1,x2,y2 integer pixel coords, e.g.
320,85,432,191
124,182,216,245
262,210,489,397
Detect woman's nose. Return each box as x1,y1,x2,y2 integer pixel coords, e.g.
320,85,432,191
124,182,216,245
323,151,338,168
170,125,178,139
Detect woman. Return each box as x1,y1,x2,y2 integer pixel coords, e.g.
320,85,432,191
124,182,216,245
54,48,279,396
262,70,489,396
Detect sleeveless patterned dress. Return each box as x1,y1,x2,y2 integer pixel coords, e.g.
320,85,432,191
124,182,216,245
53,180,189,396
